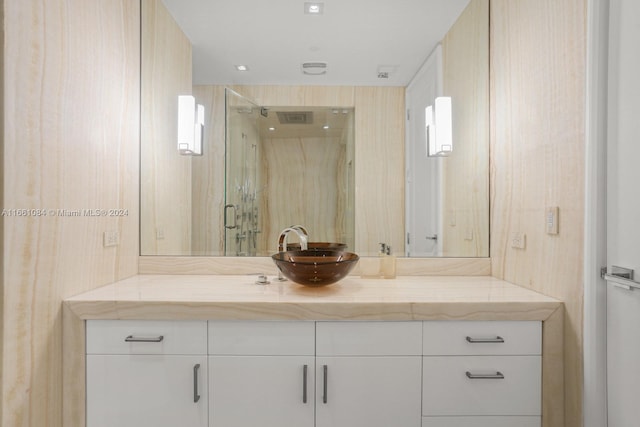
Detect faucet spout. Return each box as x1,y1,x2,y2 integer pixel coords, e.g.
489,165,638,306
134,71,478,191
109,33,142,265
278,226,308,252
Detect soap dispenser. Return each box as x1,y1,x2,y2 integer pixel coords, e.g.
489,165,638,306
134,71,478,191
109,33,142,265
381,245,396,279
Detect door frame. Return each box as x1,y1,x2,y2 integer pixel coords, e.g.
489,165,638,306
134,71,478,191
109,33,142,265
583,0,609,425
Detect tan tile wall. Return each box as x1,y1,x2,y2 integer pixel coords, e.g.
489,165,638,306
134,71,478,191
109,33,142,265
1,1,140,425
490,1,587,425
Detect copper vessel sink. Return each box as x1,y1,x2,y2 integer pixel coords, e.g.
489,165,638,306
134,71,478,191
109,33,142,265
286,242,347,251
271,249,359,287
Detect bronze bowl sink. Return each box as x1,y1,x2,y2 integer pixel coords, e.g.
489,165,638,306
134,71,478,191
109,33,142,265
271,249,359,287
286,242,348,251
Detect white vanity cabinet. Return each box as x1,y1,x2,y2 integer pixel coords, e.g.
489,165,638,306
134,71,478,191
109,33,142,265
208,321,315,427
421,321,542,427
85,319,542,427
315,322,423,427
85,320,208,427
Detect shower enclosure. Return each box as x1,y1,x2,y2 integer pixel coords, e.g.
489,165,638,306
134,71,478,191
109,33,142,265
224,90,262,256
224,89,356,256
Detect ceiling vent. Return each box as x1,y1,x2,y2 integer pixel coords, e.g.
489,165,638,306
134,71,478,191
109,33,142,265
302,62,327,75
276,111,314,125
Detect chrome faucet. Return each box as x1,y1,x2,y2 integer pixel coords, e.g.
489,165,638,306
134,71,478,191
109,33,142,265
278,226,309,252
276,226,309,281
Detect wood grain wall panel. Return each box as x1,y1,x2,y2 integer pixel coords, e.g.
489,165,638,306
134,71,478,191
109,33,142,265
262,136,347,251
490,1,586,425
441,0,490,257
191,85,226,255
140,0,193,255
2,1,140,425
354,86,405,255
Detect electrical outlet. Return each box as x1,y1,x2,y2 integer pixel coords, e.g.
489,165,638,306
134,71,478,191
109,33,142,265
103,231,120,247
156,227,165,240
464,229,474,241
546,206,559,235
511,232,526,249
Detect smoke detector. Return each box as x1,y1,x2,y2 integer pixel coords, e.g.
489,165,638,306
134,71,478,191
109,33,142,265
302,62,327,75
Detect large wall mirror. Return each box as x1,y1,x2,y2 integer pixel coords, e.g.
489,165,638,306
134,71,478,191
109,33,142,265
140,0,489,258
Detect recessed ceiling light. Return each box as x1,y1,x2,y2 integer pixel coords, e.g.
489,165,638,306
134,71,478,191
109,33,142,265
268,127,276,131
323,125,330,130
235,65,248,71
304,2,324,15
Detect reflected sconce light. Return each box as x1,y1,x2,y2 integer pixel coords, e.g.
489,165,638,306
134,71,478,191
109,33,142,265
425,96,452,157
178,95,204,156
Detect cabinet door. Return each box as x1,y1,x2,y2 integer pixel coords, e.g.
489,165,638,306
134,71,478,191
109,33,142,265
210,356,315,427
316,356,422,427
87,355,207,427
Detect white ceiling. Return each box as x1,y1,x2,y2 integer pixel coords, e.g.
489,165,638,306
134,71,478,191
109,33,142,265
160,0,471,86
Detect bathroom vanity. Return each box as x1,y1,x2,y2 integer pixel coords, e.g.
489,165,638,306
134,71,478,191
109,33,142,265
63,275,563,427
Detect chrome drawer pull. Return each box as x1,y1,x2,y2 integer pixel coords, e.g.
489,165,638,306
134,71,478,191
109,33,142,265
323,365,328,404
466,371,505,380
466,336,504,344
124,335,164,343
193,364,201,403
302,365,308,403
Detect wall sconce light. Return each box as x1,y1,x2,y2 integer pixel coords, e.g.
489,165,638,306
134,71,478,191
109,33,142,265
178,95,204,156
425,96,452,157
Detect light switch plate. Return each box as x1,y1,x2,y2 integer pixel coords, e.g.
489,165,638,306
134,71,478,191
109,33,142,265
511,232,526,249
546,207,559,235
103,231,120,247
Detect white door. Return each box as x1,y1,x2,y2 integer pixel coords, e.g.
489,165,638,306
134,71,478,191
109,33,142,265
209,356,315,427
86,355,208,427
605,0,640,425
315,356,422,427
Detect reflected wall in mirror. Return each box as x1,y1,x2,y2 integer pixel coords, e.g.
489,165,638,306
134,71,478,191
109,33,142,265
140,0,488,257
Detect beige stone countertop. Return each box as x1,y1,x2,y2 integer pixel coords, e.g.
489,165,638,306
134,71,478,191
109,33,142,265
64,274,562,321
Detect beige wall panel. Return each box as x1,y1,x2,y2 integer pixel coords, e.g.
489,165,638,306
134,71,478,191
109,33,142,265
233,85,356,108
442,0,490,257
2,1,140,425
138,256,491,276
262,136,346,251
354,87,405,255
191,86,226,254
140,0,193,255
490,1,586,425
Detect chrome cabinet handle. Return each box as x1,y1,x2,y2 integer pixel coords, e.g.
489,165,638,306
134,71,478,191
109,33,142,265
124,335,164,343
323,365,328,404
465,371,505,380
466,336,504,344
302,365,308,404
193,364,201,403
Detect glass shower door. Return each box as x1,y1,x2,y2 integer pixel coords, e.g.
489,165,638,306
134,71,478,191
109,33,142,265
224,89,263,256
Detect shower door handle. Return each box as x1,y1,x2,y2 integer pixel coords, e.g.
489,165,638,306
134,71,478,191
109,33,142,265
224,204,237,229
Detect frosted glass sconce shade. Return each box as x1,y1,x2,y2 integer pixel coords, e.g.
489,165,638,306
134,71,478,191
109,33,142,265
425,96,452,157
178,95,204,156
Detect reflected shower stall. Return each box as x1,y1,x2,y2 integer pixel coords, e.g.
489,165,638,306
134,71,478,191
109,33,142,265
224,89,356,256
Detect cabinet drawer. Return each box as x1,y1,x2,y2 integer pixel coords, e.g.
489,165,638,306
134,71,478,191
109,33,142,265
209,321,314,355
422,416,540,427
316,321,422,356
423,321,541,355
422,356,541,416
86,320,207,355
